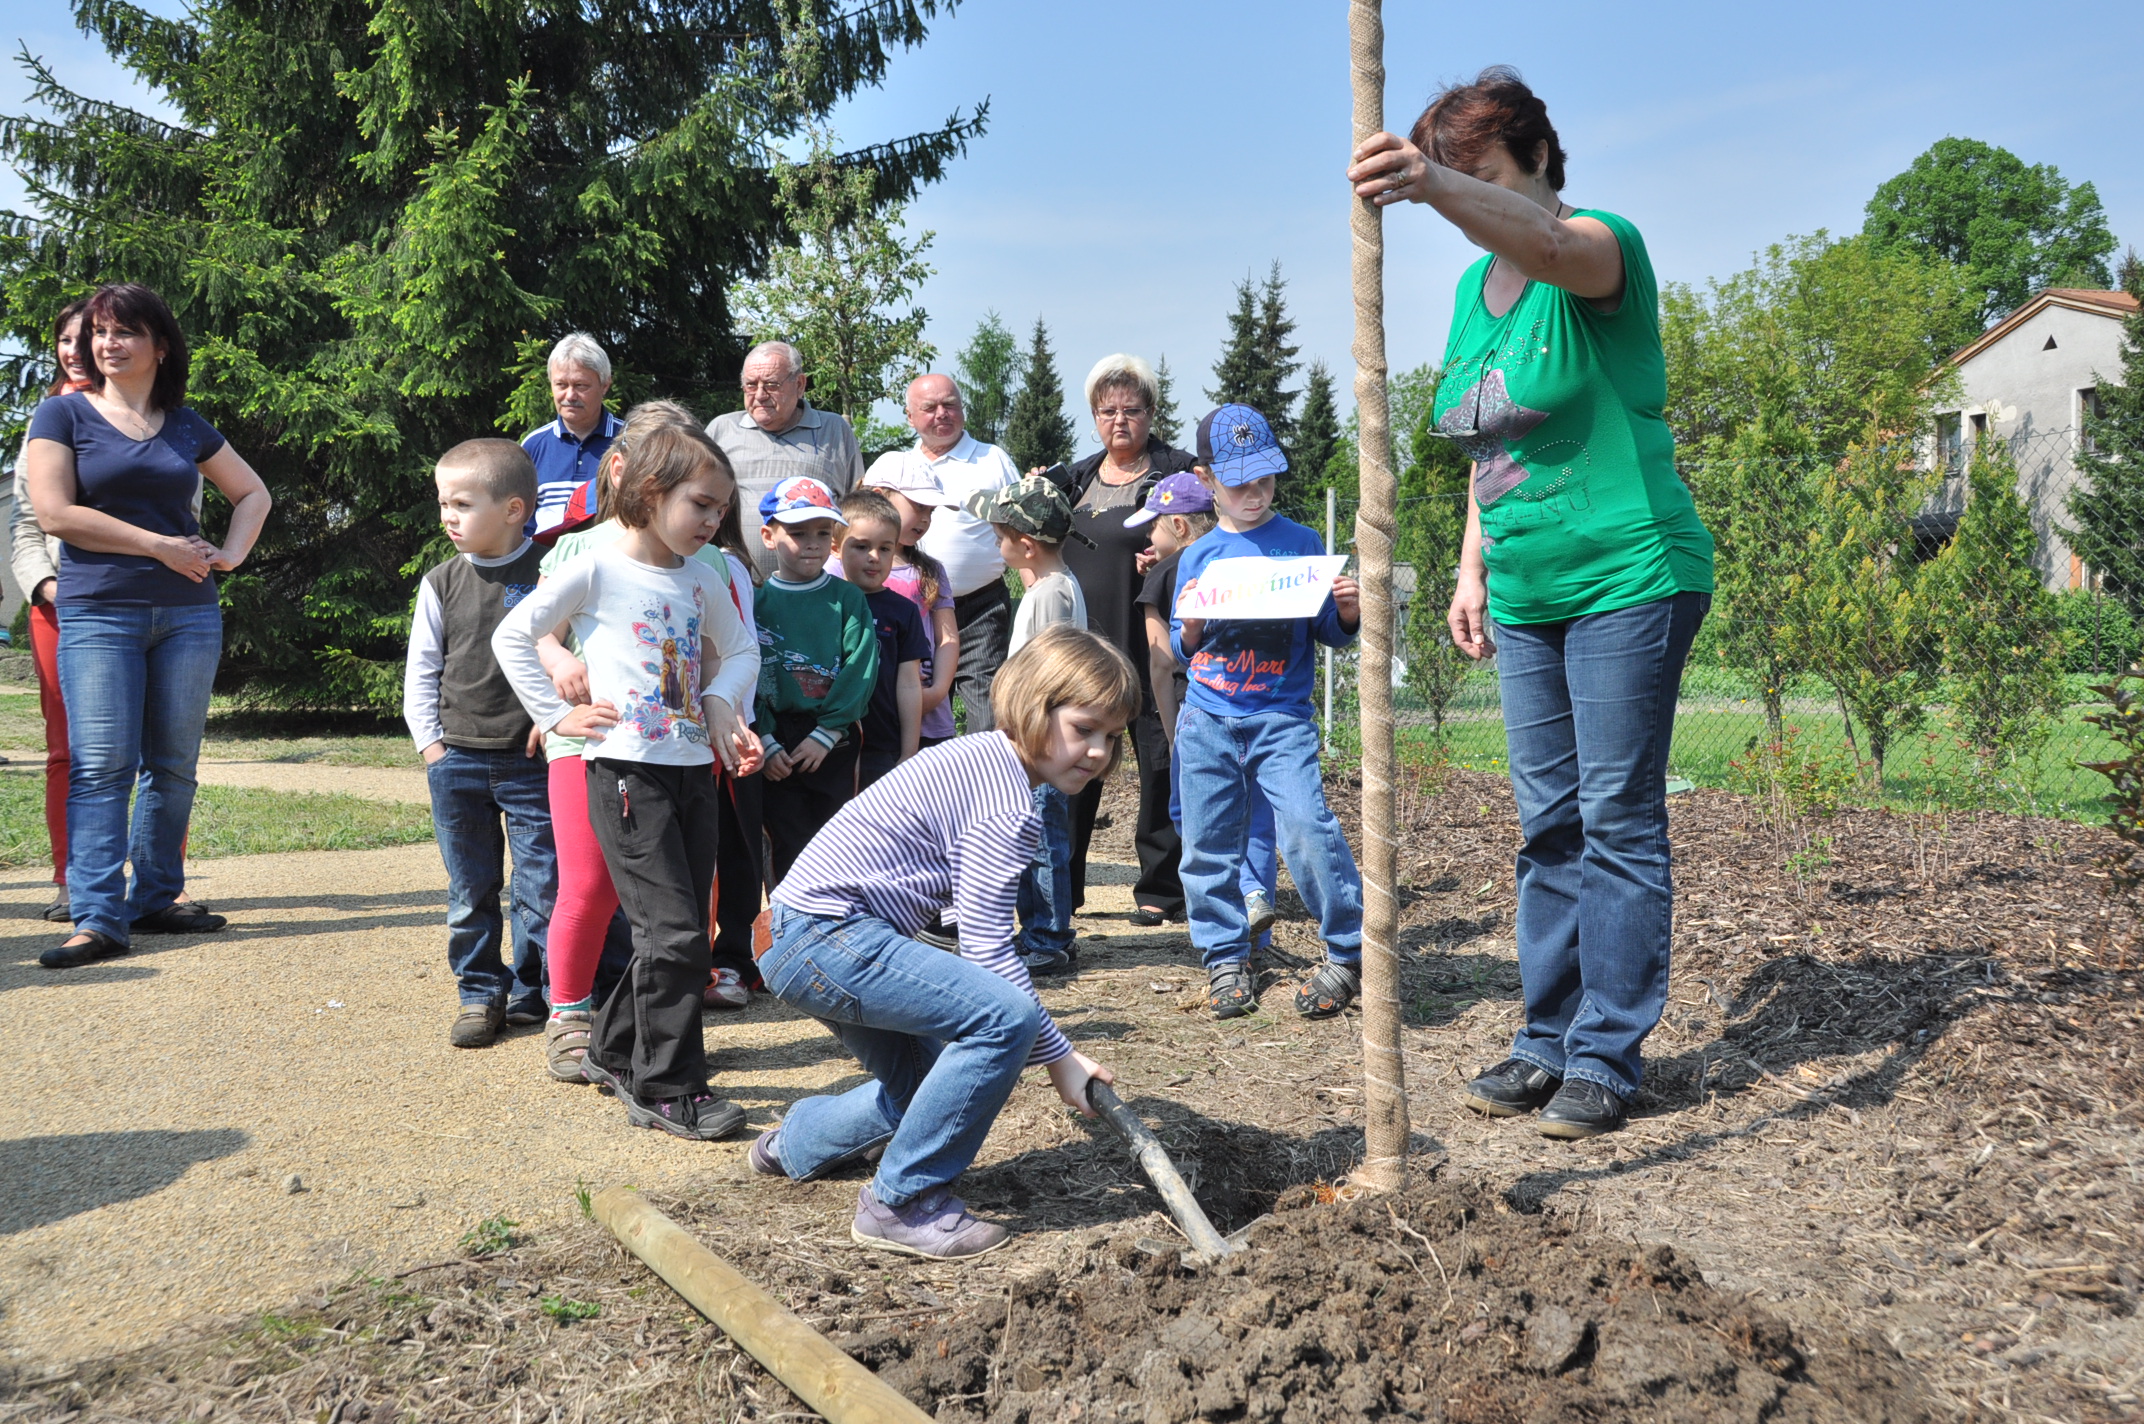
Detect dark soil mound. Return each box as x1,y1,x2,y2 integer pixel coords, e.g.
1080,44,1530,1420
828,1178,1926,1424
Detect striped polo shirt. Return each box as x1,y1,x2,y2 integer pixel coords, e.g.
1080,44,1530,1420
772,732,1071,1066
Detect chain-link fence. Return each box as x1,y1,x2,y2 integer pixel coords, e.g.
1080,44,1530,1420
1316,427,2142,822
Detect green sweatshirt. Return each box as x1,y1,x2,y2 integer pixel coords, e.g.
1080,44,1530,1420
753,571,879,754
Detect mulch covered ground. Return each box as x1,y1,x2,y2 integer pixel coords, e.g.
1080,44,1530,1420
4,769,2138,1423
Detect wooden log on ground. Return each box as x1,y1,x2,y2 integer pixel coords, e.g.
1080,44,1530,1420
593,1186,932,1424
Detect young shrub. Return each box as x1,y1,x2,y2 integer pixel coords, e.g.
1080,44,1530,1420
1926,441,2068,772
2083,665,2144,920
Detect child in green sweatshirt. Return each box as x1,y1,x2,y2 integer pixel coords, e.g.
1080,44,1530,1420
755,477,879,883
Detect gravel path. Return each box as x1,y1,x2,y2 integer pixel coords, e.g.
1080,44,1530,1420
0,765,1151,1369
191,758,431,803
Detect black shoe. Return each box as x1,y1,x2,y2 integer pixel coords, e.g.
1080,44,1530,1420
1461,1058,1563,1117
626,1090,745,1141
1209,962,1256,1019
913,923,959,951
1538,1079,1628,1139
131,903,227,934
42,892,72,923
1127,904,1182,928
579,1053,626,1095
39,930,129,969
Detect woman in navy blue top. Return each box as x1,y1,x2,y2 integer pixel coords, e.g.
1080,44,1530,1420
22,283,272,968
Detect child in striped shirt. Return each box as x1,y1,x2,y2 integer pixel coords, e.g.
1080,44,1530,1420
751,626,1134,1260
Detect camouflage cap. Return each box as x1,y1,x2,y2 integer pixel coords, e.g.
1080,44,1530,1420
962,475,1096,548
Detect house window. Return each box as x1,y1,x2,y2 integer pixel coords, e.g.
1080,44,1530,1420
1969,411,1989,439
1935,412,1963,473
2079,387,2102,453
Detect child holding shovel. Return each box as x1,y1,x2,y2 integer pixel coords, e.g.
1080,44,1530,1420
749,625,1133,1260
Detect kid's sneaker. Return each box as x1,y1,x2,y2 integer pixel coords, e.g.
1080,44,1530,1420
624,1089,746,1142
703,967,751,1010
850,1184,1008,1260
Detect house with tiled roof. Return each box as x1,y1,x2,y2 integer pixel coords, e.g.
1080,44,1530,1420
1930,287,2139,588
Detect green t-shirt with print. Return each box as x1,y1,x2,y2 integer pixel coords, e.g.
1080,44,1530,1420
536,522,734,761
1434,208,1713,625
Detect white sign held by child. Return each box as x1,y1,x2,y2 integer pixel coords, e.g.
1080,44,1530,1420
1174,555,1349,621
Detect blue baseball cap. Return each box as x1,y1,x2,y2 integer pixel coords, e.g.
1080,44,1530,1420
1124,470,1215,528
758,475,841,525
1195,403,1289,486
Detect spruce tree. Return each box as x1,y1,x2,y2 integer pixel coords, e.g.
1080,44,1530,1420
954,310,1019,446
1929,441,2068,772
1290,360,1341,521
1205,261,1300,442
0,0,980,706
2071,260,2144,619
1151,354,1181,446
1003,316,1074,473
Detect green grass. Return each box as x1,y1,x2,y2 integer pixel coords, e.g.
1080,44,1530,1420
0,691,416,767
1374,701,2120,822
0,769,435,868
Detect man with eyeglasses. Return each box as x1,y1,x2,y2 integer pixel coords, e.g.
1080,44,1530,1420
863,373,1020,731
707,340,866,576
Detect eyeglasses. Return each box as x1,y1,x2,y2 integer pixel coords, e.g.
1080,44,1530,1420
742,377,798,394
1096,406,1149,421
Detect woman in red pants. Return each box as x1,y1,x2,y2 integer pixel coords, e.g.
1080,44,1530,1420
10,301,91,922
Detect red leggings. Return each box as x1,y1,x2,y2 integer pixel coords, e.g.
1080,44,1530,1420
30,602,67,886
547,756,619,1006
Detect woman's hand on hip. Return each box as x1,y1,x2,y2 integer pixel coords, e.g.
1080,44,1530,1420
1047,1051,1114,1119
1348,131,1430,207
1448,574,1495,660
154,533,218,582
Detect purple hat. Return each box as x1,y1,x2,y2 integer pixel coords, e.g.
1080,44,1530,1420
1124,471,1215,528
758,475,841,525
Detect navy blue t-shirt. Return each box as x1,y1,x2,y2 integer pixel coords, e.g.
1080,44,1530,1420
861,585,929,759
26,392,227,605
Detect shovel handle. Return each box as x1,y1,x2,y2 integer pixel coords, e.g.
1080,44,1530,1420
1086,1080,1237,1260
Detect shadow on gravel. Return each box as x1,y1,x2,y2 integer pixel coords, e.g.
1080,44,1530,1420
0,1128,248,1234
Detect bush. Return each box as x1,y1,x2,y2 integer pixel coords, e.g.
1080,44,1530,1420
2057,588,2143,674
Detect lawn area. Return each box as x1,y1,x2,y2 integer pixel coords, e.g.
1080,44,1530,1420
0,767,435,868
1321,666,2122,821
0,690,415,767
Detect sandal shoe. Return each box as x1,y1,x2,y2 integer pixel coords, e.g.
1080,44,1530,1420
1294,961,1360,1020
544,1010,593,1082
131,903,227,935
39,930,129,969
1209,961,1257,1019
42,892,72,924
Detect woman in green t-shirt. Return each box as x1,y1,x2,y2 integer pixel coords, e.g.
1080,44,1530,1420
1349,66,1714,1140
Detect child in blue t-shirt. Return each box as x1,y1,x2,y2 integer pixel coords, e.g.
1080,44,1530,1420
1169,405,1364,1020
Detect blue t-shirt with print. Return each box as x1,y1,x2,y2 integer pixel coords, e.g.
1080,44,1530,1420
27,392,227,605
1169,514,1355,719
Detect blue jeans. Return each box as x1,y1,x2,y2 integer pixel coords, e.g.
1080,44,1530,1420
426,746,555,1011
1494,591,1708,1099
1170,748,1277,902
1017,784,1075,957
1177,706,1362,971
762,904,1044,1205
56,601,223,941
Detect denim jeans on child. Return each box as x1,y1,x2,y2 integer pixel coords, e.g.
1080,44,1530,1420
1177,707,1362,971
1017,784,1075,958
56,601,223,942
426,746,555,1014
762,904,1045,1205
1169,750,1277,903
1492,591,1708,1101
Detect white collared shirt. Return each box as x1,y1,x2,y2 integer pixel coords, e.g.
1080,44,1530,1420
870,432,1019,598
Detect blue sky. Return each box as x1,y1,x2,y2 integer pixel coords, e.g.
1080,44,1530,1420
6,0,2141,450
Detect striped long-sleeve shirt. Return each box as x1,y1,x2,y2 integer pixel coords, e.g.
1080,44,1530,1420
770,732,1072,1067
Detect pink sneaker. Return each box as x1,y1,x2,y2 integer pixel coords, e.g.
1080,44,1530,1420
849,1185,1009,1260
703,967,751,1010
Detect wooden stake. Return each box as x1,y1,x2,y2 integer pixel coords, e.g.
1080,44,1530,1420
1347,0,1409,1193
593,1187,933,1424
